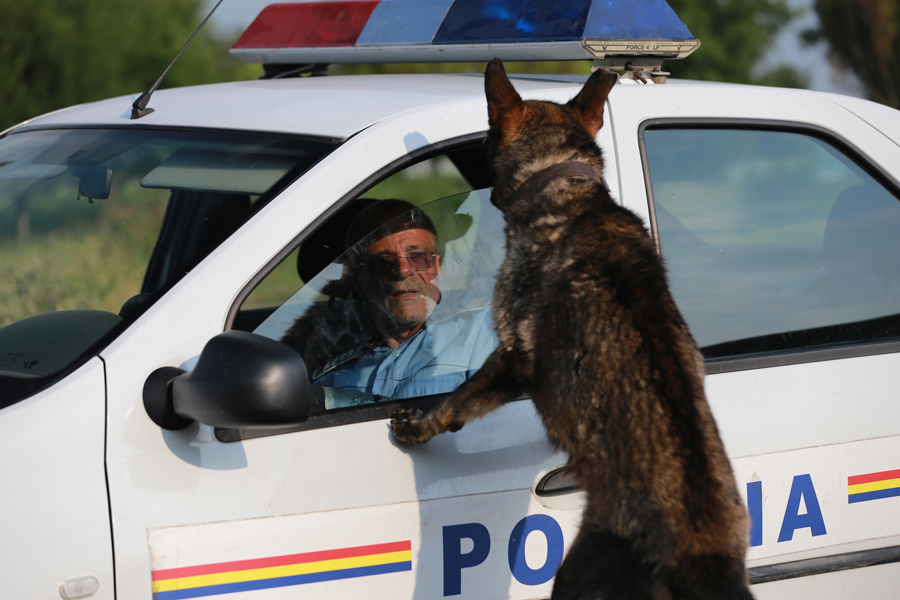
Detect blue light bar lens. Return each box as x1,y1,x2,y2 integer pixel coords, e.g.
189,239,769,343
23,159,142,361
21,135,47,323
583,0,694,39
357,0,455,45
434,0,591,43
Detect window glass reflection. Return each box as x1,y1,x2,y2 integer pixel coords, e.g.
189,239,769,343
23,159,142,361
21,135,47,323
645,128,900,357
254,189,502,408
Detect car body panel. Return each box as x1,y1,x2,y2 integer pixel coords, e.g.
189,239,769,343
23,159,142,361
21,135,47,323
0,358,114,599
19,75,585,139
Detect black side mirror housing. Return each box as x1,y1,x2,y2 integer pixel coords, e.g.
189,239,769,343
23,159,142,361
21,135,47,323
143,331,312,430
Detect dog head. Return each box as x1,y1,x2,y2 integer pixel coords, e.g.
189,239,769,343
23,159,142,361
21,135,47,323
484,58,617,207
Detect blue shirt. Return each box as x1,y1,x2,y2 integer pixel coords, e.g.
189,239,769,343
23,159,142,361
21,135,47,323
313,306,497,401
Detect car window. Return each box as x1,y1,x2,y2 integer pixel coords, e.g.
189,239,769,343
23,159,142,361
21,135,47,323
250,188,502,413
643,127,900,361
0,127,337,407
238,152,480,320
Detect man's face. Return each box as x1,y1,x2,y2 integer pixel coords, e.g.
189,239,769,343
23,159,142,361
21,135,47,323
359,228,441,334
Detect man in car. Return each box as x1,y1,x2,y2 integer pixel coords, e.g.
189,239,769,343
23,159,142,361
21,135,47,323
281,200,496,403
349,200,445,352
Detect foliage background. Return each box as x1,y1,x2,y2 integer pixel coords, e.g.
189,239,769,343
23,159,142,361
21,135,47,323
664,0,805,87
0,0,260,132
805,0,900,109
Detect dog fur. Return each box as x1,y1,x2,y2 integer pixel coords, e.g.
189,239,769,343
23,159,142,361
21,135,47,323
391,59,753,600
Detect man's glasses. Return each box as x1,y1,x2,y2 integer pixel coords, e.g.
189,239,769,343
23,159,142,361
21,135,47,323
365,251,438,275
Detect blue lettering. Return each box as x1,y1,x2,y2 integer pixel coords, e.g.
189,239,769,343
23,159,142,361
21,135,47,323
747,481,763,547
508,515,564,586
778,474,827,542
443,523,491,596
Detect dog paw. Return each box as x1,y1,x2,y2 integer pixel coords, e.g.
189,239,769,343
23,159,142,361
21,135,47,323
390,407,433,445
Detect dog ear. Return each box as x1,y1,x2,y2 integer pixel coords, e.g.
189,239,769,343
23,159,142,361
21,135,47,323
484,58,527,149
567,68,618,138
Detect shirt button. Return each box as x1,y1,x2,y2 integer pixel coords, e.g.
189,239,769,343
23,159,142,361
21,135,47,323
392,350,400,357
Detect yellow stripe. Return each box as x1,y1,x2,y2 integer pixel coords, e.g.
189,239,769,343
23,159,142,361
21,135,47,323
152,550,411,593
848,477,900,495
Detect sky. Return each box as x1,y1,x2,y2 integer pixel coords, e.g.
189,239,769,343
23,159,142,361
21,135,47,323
203,0,864,97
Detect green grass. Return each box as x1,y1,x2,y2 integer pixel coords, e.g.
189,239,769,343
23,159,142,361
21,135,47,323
0,196,165,329
0,232,139,327
242,247,303,310
363,163,471,206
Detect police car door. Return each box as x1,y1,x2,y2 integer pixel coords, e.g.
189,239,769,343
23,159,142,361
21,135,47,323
134,144,580,600
0,359,113,599
613,85,900,597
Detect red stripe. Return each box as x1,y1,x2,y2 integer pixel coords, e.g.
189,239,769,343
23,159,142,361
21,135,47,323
233,1,380,49
848,468,900,486
152,540,411,582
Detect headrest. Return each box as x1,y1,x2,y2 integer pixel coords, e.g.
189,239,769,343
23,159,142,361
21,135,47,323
822,184,900,283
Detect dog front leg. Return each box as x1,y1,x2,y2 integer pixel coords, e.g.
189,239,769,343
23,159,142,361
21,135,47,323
391,349,521,444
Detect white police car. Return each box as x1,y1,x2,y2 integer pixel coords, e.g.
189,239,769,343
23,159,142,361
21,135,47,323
2,1,900,599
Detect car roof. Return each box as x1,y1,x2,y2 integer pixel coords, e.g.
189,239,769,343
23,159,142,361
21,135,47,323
15,73,588,140
14,72,899,147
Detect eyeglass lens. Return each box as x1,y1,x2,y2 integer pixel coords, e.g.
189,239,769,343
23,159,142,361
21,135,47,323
369,252,436,274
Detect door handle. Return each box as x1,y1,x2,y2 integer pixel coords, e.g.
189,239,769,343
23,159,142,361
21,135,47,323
536,466,579,495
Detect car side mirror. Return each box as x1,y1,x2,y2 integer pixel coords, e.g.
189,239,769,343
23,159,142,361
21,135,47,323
143,330,312,430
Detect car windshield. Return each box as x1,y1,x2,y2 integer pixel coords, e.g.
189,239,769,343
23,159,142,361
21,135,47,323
0,127,338,407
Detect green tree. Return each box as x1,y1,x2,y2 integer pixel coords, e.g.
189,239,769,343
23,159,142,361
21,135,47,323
0,0,260,131
806,0,899,108
665,0,806,87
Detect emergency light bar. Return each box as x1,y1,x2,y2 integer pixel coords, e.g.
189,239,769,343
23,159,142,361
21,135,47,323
230,0,700,68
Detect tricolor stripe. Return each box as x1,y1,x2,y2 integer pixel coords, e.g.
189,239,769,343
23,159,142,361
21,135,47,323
848,469,900,503
151,540,412,600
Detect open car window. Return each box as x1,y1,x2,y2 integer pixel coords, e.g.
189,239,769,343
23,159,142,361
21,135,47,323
252,189,503,412
236,145,489,322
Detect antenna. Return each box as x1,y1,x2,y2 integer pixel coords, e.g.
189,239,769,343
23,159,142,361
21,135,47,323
131,0,226,120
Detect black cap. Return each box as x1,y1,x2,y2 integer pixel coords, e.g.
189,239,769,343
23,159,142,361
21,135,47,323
345,199,438,250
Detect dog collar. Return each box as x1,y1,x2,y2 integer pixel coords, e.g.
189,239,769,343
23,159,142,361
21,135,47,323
505,162,603,207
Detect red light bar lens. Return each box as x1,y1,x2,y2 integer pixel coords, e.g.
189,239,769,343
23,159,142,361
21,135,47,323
234,1,380,48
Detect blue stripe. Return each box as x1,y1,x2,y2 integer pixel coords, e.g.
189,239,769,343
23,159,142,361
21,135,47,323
152,561,412,600
357,0,454,45
747,481,763,547
434,0,591,44
583,0,695,40
848,487,900,504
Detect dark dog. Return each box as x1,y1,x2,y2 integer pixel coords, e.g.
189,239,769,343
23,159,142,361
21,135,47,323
391,59,753,600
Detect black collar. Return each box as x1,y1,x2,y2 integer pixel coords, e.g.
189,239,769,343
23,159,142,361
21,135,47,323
505,162,603,207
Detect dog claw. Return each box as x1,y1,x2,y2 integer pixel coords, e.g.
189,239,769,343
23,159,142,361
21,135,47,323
391,407,432,444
